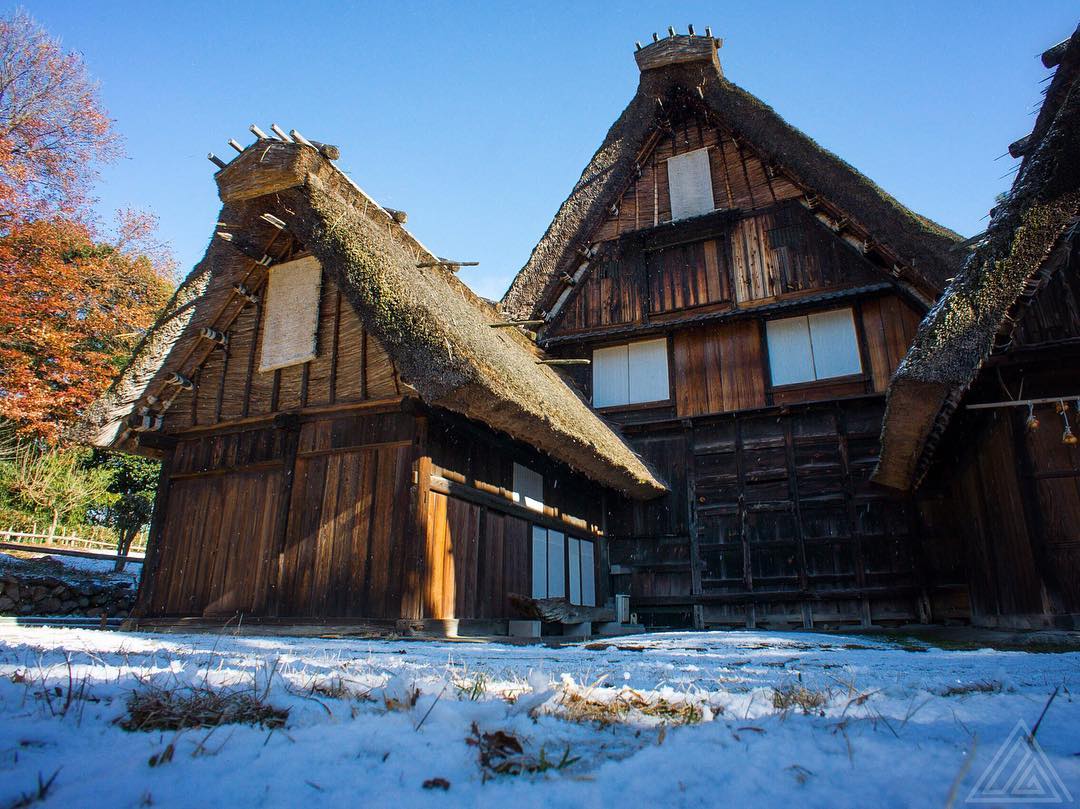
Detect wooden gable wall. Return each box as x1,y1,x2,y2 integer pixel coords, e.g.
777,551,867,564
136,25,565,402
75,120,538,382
165,268,404,433
555,202,888,336
592,119,803,242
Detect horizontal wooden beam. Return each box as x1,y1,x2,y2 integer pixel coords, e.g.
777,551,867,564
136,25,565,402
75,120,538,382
168,395,410,437
965,394,1080,410
416,259,478,269
489,320,546,328
0,541,145,563
428,475,601,537
169,459,284,481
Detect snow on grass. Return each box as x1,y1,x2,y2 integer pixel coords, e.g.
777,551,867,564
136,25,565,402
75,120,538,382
0,627,1077,807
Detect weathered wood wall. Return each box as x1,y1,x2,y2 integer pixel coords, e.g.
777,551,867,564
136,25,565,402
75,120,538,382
276,414,416,619
917,404,1080,627
913,277,1080,628
421,412,607,620
422,493,532,620
554,202,901,338
591,120,802,243
165,270,403,432
140,410,423,620
140,404,610,624
602,398,926,628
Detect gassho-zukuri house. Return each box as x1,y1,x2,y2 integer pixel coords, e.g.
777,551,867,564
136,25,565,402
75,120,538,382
85,26,1080,635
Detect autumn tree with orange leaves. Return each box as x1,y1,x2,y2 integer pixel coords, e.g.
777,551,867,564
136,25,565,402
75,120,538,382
0,11,175,442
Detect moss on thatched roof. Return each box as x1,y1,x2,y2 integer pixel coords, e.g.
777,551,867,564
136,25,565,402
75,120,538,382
873,25,1080,490
85,141,667,500
501,37,961,320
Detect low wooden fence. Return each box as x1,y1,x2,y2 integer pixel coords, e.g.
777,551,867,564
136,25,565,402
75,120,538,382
0,527,146,563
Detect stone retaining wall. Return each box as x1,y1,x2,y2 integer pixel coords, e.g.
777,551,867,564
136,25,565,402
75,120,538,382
0,574,135,618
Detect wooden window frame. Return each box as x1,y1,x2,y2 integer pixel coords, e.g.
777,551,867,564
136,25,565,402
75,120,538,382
764,307,864,388
591,336,673,410
530,525,597,606
767,372,868,395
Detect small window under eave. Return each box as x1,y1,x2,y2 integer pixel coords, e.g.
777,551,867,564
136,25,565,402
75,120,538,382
513,462,545,513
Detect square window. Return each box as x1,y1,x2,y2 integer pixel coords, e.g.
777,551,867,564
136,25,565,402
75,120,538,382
592,338,669,407
766,308,861,386
513,463,544,513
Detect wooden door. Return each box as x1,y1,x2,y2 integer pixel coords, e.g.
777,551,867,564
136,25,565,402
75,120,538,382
149,469,283,617
275,444,413,619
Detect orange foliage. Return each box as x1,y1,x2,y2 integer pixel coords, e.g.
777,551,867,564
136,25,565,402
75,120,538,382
0,213,175,441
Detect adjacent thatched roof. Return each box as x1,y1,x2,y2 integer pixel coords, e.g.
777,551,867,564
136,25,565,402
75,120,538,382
873,25,1080,490
501,35,962,320
84,140,667,499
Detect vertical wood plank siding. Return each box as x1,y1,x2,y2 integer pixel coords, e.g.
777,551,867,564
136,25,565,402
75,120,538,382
860,297,923,391
607,399,920,628
143,413,420,620
166,272,404,432
592,121,801,243
672,320,766,416
141,407,606,622
554,202,884,336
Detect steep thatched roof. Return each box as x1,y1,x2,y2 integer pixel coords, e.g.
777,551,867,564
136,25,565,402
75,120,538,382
84,140,667,499
873,24,1080,490
501,35,961,320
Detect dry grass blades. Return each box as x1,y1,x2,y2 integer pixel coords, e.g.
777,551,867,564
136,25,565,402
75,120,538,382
939,680,1003,697
553,686,707,727
120,685,288,732
772,684,829,715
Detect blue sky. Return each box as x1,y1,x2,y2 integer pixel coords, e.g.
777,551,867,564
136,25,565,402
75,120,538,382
22,1,1079,300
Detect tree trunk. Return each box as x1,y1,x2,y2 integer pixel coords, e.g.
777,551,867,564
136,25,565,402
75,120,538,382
114,525,137,572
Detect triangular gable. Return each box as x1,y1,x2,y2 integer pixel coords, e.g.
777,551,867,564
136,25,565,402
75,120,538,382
161,267,405,432
501,35,961,322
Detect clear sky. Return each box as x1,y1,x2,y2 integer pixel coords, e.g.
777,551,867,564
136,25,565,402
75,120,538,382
21,1,1080,300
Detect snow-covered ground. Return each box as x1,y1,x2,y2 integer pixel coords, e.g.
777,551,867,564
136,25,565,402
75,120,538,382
0,626,1076,808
